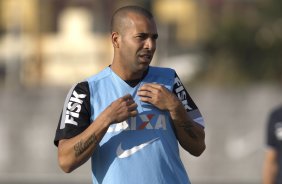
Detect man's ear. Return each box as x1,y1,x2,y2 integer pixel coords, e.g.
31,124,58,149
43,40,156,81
111,32,120,48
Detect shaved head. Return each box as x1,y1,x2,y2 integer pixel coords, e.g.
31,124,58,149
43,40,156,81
109,5,158,80
110,6,154,34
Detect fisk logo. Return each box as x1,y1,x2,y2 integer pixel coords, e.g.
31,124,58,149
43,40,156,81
107,114,167,133
174,76,192,111
60,90,86,129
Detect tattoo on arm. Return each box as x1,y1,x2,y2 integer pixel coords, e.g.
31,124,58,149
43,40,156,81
74,133,97,157
178,123,198,139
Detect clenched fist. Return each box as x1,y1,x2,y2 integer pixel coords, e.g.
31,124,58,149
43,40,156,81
106,94,138,124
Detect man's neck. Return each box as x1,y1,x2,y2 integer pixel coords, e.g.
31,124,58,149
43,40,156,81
124,68,149,87
110,63,145,81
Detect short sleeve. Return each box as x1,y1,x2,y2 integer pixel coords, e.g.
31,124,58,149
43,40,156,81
54,81,91,146
266,113,276,148
266,107,282,149
172,72,205,128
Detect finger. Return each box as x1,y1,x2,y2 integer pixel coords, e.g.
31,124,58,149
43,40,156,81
121,94,133,100
139,96,152,103
126,98,136,106
128,102,138,111
139,84,153,91
137,90,153,98
138,86,156,95
140,83,161,90
129,110,138,117
140,84,164,95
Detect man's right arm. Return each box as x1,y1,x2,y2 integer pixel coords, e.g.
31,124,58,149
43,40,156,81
57,108,111,173
55,82,137,173
263,110,279,184
263,148,278,184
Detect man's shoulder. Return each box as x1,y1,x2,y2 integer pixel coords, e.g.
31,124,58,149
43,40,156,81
271,105,282,117
267,105,282,125
149,66,175,76
86,67,111,83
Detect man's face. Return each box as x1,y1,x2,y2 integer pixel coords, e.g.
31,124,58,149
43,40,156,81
118,14,158,73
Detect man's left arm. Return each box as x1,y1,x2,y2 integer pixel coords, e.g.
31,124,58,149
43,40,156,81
138,82,205,156
167,95,206,156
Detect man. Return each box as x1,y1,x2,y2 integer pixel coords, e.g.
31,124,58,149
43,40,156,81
54,5,205,184
263,105,282,184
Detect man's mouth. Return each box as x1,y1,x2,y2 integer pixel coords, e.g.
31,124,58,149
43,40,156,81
139,53,152,62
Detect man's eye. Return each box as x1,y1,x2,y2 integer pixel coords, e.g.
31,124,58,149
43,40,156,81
136,34,147,39
137,35,145,39
153,35,158,40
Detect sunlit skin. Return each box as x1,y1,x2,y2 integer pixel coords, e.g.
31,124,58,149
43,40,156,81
263,148,278,184
110,12,158,80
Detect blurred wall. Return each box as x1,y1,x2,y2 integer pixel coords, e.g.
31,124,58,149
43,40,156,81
0,0,207,87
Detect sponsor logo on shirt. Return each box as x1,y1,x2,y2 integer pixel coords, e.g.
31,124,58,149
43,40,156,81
116,138,159,158
107,114,167,133
60,90,86,129
174,76,192,111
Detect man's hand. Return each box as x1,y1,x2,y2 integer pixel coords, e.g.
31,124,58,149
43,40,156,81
106,94,138,124
137,83,179,111
57,94,137,173
138,83,205,156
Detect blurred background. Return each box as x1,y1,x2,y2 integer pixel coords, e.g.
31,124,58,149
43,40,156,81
0,0,282,183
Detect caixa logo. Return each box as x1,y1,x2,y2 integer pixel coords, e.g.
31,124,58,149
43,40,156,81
107,114,167,133
60,90,86,129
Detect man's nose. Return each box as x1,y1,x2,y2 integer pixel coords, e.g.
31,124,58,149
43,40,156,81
144,38,156,50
